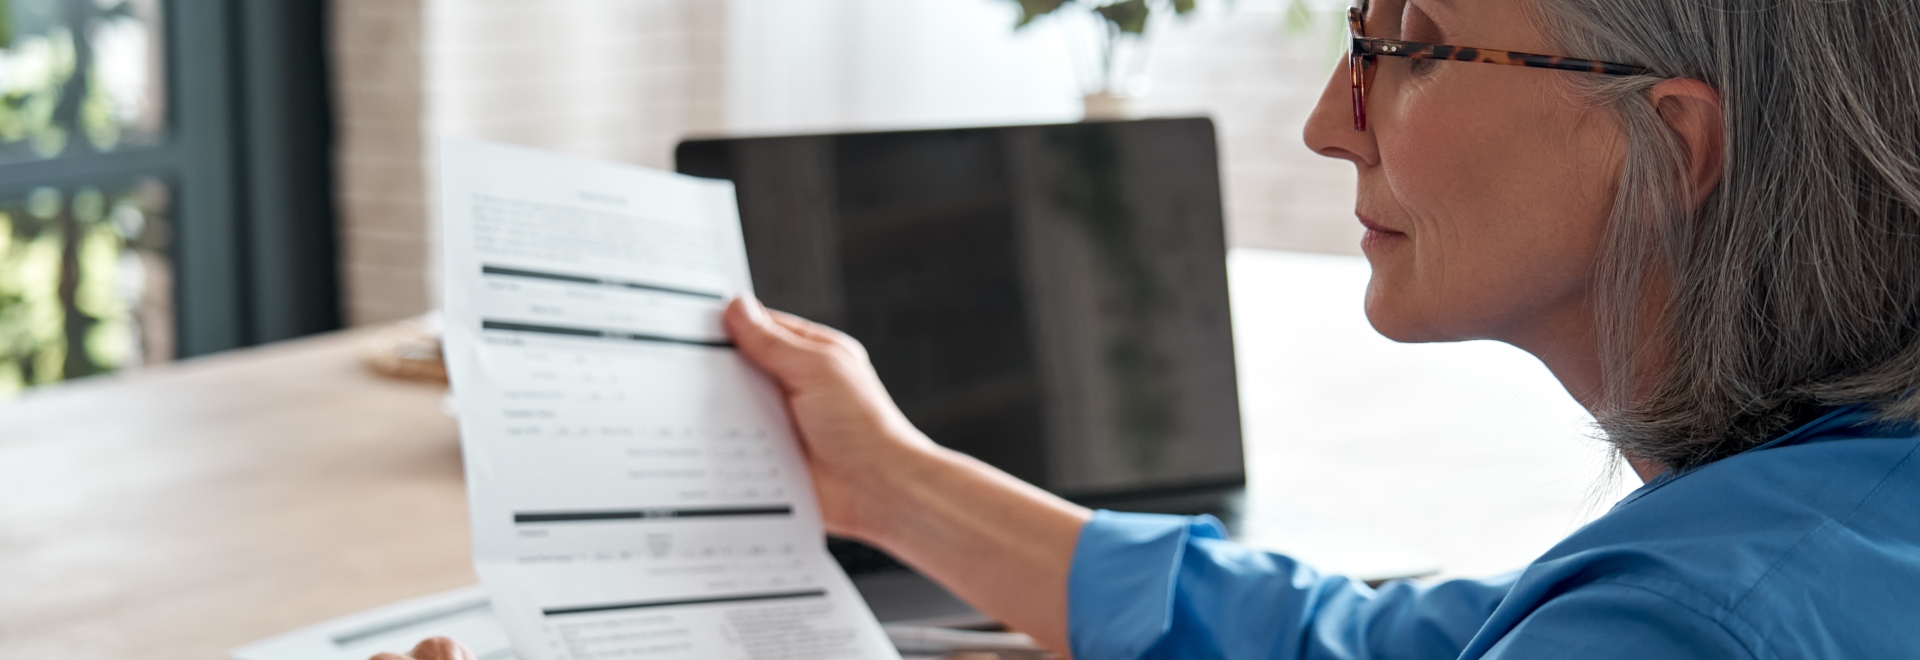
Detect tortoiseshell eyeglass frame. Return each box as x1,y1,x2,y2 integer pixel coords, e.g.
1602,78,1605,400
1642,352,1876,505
1347,0,1652,131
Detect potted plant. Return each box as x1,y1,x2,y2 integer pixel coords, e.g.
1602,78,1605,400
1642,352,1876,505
1007,0,1197,120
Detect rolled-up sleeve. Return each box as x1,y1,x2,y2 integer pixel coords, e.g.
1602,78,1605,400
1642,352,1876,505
1069,510,1516,660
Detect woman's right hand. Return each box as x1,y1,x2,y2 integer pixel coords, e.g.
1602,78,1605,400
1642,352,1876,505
721,297,943,542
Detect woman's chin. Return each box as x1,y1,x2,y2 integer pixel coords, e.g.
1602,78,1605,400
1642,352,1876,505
1363,286,1413,341
1363,281,1449,344
1363,254,1418,335
1364,311,1425,343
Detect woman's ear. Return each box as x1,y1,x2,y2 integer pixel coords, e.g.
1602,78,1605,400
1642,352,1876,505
1647,78,1726,207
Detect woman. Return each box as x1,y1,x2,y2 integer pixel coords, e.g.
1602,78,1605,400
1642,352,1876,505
386,0,1920,657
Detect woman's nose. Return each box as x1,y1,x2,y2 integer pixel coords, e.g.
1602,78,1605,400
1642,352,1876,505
1304,58,1379,168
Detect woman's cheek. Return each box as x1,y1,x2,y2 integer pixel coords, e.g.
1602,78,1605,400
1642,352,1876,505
1378,131,1535,336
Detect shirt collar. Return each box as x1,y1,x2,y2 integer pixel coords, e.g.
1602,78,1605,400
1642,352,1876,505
1612,403,1897,509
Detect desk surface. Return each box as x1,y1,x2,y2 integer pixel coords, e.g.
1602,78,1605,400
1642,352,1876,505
0,250,1633,659
0,328,474,659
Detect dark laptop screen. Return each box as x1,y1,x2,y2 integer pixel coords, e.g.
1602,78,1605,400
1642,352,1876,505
676,118,1244,501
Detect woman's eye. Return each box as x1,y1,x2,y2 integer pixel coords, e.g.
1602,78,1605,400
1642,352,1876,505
1409,57,1440,76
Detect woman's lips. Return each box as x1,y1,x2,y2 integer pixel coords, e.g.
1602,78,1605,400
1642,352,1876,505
1357,213,1407,252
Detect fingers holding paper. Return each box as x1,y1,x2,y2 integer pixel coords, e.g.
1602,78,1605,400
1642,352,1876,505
368,637,476,660
722,295,939,540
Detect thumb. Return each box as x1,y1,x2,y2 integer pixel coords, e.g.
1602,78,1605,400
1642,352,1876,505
723,296,827,384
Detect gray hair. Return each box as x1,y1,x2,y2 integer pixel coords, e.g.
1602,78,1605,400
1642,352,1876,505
1533,0,1920,470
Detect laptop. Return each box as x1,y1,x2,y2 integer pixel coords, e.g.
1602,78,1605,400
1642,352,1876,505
676,118,1249,626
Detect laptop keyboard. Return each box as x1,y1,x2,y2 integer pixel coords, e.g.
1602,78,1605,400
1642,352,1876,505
828,538,910,576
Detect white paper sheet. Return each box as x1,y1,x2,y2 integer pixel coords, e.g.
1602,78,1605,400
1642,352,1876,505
438,138,901,660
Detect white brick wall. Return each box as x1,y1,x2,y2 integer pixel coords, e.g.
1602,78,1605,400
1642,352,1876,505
424,0,725,167
331,0,431,325
328,0,1357,325
330,0,725,325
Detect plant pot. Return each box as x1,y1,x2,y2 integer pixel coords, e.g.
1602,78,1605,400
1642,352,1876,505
1083,92,1135,121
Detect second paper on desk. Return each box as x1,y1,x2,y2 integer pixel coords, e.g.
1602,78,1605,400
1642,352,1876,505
438,138,900,660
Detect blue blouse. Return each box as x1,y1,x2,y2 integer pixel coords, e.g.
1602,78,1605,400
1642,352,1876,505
1068,405,1920,659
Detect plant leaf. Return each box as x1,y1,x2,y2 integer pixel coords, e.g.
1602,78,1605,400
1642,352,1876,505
1012,0,1073,28
1171,0,1197,14
1095,0,1151,34
1281,0,1313,36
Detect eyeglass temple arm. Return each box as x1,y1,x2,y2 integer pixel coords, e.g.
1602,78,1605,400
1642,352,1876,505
1354,37,1652,77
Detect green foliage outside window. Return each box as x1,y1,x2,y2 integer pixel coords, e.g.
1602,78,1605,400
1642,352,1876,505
0,179,170,398
0,0,165,163
0,0,170,398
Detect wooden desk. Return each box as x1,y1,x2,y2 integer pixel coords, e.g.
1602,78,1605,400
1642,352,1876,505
0,329,473,659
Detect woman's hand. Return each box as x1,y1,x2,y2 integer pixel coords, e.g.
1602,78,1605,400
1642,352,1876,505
722,297,1089,653
721,297,942,541
369,637,474,660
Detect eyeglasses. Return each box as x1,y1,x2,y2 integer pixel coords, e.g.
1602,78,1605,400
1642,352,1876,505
1347,0,1652,131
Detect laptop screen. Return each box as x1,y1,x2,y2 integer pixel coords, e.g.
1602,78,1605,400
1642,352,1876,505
676,118,1244,502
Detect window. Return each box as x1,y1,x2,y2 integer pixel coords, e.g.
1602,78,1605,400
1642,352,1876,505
0,0,337,397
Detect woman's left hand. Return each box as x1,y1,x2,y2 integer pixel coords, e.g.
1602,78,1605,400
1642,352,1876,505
368,637,475,660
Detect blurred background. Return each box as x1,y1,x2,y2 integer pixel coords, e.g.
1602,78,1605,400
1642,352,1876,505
0,0,1363,398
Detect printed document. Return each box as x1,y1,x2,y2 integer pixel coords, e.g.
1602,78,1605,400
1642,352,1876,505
438,138,900,660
